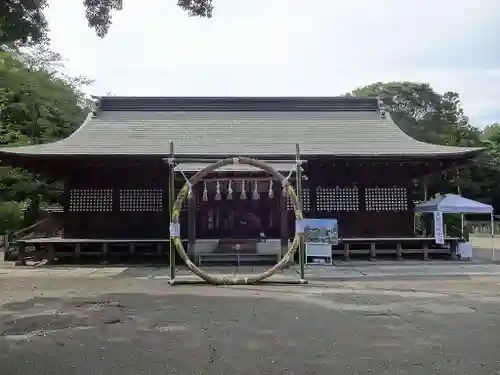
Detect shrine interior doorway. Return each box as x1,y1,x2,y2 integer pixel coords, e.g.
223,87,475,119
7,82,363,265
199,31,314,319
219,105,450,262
194,179,282,240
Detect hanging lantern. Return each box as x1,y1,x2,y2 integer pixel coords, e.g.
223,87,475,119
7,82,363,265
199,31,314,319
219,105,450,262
215,181,221,201
268,180,274,199
202,181,208,202
227,180,233,200
240,180,247,200
252,180,259,200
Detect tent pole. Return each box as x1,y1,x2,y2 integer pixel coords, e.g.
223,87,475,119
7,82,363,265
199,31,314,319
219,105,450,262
491,212,495,262
457,185,464,240
461,214,464,239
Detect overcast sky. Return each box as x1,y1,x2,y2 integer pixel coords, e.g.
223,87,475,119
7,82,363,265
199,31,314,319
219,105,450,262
46,0,500,127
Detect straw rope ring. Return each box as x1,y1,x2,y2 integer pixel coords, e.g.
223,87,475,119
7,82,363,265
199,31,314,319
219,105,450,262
169,157,303,285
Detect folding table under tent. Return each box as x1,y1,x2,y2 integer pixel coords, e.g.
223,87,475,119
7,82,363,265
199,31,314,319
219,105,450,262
415,194,495,260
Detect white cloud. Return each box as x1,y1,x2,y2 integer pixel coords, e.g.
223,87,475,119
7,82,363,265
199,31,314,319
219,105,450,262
46,0,500,127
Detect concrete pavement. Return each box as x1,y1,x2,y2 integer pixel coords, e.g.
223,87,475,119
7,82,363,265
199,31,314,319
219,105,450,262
1,275,500,374
4,262,500,282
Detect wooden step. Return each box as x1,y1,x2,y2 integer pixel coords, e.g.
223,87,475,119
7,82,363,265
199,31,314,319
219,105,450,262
198,253,279,266
214,238,258,254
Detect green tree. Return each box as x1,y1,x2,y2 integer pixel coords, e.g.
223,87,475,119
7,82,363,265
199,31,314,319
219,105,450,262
349,81,482,147
0,0,49,46
349,81,484,198
0,46,91,227
1,0,213,45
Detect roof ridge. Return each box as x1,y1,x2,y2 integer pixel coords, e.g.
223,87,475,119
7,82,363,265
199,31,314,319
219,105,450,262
97,96,380,113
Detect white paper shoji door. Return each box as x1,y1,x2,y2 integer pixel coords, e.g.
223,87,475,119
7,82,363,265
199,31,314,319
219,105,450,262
315,186,360,212
119,189,163,212
68,189,113,212
286,188,311,211
364,187,408,212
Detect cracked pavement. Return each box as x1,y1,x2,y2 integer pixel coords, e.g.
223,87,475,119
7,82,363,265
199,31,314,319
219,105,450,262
1,275,500,374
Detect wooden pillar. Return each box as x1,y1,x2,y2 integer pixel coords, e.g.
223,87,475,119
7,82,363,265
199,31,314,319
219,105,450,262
74,243,81,263
396,243,403,260
168,142,176,279
296,143,305,281
102,243,108,263
33,244,42,262
369,243,376,261
423,242,429,260
343,242,350,261
188,185,197,260
16,242,26,266
47,244,55,264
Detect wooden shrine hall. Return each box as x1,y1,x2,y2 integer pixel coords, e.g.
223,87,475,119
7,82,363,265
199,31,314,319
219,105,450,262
0,96,483,265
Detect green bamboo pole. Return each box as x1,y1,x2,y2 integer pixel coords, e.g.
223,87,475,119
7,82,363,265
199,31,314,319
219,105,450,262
169,141,176,280
296,143,305,282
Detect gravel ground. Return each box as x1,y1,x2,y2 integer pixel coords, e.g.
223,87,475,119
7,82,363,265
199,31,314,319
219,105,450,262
0,275,500,375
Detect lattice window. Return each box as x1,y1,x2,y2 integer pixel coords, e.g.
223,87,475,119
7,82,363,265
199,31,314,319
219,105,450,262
119,189,163,212
316,186,360,212
287,188,311,211
365,187,408,212
69,189,113,212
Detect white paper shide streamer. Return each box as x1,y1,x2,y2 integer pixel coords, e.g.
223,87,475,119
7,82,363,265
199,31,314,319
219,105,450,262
202,181,208,202
268,180,274,199
215,181,221,201
252,180,259,200
227,180,233,200
240,180,247,200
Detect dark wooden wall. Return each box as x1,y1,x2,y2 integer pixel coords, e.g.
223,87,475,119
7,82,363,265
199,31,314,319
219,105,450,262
62,162,169,239
59,158,445,239
293,160,417,238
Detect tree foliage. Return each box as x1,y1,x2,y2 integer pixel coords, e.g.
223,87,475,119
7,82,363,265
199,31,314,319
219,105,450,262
482,123,500,171
350,82,482,147
350,81,500,205
1,0,214,46
0,46,91,226
0,0,49,46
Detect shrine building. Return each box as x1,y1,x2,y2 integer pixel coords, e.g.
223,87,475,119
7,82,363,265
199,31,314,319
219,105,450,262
0,97,482,264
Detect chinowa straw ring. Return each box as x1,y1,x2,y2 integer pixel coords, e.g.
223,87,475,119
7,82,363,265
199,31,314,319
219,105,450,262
169,156,303,285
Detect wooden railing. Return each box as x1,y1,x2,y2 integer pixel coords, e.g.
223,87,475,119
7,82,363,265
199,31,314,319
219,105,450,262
2,216,61,261
469,221,500,236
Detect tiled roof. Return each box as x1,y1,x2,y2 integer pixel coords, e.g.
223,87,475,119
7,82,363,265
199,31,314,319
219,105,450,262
0,97,482,158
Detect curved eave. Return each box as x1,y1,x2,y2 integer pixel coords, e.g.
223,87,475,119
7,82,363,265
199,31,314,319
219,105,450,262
0,146,485,160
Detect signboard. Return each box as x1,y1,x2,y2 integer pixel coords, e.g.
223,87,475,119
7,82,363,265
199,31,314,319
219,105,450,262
300,218,338,245
169,222,181,238
298,218,338,265
433,211,445,245
305,243,333,265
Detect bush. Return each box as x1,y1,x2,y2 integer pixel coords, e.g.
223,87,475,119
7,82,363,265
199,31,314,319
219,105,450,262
419,212,470,242
444,213,470,241
0,201,24,234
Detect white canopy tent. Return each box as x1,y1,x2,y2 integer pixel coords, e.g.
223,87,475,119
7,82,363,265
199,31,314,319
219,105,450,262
415,194,493,214
415,194,495,260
